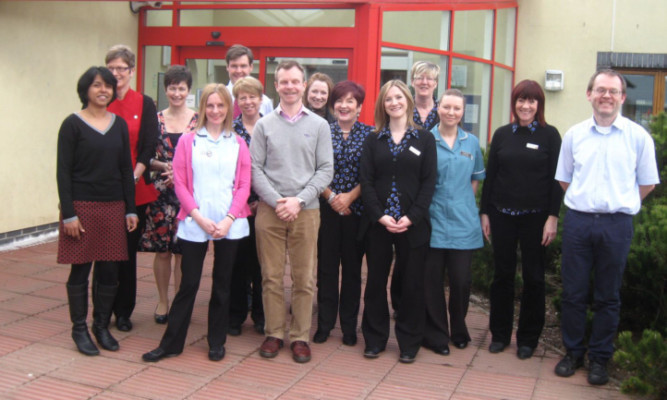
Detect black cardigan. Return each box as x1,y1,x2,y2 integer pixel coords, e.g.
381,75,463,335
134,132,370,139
359,128,437,247
480,123,563,216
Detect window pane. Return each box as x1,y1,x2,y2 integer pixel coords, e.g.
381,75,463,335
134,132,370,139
451,58,491,146
495,8,515,66
622,74,654,130
382,11,450,51
380,47,448,99
146,10,172,27
180,9,354,27
143,46,172,106
453,10,493,60
491,67,513,140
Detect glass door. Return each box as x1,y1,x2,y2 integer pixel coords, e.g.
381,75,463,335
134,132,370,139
178,46,351,111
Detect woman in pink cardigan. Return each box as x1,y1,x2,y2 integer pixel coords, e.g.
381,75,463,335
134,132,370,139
142,83,251,363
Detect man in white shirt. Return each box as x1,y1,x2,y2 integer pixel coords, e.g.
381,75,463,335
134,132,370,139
554,69,659,385
225,44,273,118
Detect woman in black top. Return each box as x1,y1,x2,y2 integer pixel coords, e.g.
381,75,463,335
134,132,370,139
480,80,563,360
360,80,436,363
57,66,138,356
313,81,373,347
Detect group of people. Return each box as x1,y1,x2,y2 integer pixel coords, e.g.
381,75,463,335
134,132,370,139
57,42,658,386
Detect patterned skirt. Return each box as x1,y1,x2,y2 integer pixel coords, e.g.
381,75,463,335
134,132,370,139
57,201,128,264
139,184,182,254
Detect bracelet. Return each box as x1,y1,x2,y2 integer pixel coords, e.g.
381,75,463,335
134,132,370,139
226,213,236,221
327,192,336,204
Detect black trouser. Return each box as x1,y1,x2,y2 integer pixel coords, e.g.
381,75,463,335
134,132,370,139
316,203,364,336
159,238,238,353
488,207,547,348
423,248,473,347
108,203,148,320
362,223,427,354
229,216,264,327
70,261,118,286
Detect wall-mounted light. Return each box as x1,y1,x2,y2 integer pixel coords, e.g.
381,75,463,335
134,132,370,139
129,1,163,14
545,70,564,91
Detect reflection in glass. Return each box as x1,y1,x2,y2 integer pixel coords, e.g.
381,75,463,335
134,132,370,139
451,58,491,147
495,8,515,67
382,11,450,51
622,74,654,130
491,67,513,140
180,9,354,27
146,10,172,27
380,47,448,99
184,59,262,109
453,10,493,60
143,46,171,104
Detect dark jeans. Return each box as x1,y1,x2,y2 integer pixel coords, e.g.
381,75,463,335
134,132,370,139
362,223,427,354
229,216,264,327
159,238,238,353
560,209,633,363
316,202,364,336
110,203,148,320
423,248,473,347
488,207,547,348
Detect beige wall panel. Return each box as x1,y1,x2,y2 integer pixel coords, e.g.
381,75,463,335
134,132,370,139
515,0,667,135
0,1,137,233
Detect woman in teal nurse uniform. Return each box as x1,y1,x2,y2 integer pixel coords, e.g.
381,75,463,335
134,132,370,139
422,89,485,354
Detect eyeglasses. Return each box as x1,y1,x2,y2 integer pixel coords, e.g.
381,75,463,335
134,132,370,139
414,76,436,82
594,87,622,96
107,66,131,73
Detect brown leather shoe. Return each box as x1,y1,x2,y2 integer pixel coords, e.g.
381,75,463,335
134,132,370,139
290,341,311,363
259,337,283,358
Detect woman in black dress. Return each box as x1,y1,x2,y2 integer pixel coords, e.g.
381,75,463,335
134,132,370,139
57,66,138,355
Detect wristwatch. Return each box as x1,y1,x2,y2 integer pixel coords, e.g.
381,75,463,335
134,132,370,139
297,197,306,208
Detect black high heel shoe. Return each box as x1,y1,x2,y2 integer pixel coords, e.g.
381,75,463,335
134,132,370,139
154,306,168,324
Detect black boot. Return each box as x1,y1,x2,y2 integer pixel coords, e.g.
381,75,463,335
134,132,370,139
92,283,120,351
66,282,99,356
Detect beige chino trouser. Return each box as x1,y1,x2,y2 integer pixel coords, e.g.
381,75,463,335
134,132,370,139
255,201,320,342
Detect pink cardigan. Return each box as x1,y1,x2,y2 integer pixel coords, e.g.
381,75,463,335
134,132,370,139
173,131,251,221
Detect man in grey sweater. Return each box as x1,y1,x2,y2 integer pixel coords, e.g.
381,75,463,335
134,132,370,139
250,60,333,363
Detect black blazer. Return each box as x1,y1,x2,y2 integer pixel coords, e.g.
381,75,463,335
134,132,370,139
359,128,437,247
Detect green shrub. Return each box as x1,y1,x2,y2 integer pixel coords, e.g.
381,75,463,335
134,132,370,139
614,330,667,398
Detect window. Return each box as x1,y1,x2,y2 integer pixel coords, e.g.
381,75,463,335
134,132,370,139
618,70,667,129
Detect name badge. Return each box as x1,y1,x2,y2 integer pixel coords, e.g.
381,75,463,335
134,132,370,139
460,151,473,160
526,143,539,150
409,146,421,156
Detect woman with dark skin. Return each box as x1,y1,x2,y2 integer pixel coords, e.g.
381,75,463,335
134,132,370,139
359,80,436,363
57,66,138,355
313,81,373,346
480,80,563,360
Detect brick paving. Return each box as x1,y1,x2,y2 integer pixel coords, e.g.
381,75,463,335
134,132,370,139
0,240,632,399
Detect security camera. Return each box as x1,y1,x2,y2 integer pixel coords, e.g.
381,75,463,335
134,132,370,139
129,1,163,14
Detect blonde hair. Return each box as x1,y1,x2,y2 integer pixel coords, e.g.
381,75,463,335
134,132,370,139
232,76,263,98
374,80,416,131
196,83,233,132
410,61,440,81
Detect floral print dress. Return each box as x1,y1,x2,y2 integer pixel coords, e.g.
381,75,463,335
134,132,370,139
140,111,198,253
